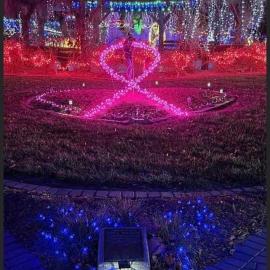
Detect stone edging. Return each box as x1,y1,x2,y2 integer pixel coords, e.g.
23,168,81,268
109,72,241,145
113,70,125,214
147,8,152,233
4,179,265,200
5,229,266,270
205,229,267,270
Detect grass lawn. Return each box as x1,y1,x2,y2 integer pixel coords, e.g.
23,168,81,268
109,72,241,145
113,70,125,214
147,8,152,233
4,73,266,190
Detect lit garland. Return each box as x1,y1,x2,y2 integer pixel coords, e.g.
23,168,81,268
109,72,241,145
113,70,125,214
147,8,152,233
171,50,196,73
107,0,185,12
190,0,201,39
241,0,247,40
207,0,216,44
71,0,98,10
44,21,62,37
248,0,265,41
30,51,54,67
35,89,76,111
86,0,98,9
4,41,25,65
210,42,266,72
4,16,63,38
3,0,266,46
4,40,55,70
3,17,21,37
45,37,80,49
47,0,55,20
217,0,233,44
84,41,186,118
183,0,192,41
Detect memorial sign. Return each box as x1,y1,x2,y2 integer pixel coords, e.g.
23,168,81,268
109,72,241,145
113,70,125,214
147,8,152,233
98,227,150,270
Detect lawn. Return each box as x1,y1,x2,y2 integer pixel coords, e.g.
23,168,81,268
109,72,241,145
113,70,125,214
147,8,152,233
4,73,266,190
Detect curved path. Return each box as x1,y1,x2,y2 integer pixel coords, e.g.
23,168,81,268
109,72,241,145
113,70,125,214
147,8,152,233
4,232,44,270
206,229,267,270
4,179,265,199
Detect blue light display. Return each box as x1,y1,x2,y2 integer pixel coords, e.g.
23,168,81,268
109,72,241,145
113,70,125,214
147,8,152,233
106,0,187,12
72,0,98,10
44,20,62,37
35,198,220,270
4,17,21,37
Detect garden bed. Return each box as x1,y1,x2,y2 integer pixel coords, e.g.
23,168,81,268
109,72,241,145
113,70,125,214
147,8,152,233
4,189,266,270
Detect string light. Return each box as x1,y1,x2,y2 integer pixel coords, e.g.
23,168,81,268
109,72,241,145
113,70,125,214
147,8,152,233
3,17,21,37
84,41,187,118
35,198,220,270
3,0,266,46
71,0,98,10
44,21,62,38
107,1,185,12
207,0,216,45
190,0,201,39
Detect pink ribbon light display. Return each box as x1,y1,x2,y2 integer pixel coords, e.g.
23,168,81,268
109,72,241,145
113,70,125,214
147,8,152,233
84,41,187,118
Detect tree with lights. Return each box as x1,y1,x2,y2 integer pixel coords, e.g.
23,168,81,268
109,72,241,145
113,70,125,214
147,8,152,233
4,0,266,50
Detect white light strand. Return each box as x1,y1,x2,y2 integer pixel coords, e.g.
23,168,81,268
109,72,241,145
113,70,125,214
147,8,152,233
191,0,201,40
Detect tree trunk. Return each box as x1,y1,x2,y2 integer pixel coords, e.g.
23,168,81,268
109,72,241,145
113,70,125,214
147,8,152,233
79,0,86,52
230,3,242,44
158,12,167,51
159,22,165,51
4,0,17,18
21,13,31,44
36,3,47,47
92,19,100,45
20,4,35,45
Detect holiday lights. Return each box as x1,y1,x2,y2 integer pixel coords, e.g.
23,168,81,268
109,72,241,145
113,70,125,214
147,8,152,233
3,0,266,47
4,40,55,71
44,21,62,37
210,43,266,72
86,0,98,10
107,1,185,12
171,50,196,73
72,0,98,10
35,198,219,270
4,41,25,66
248,0,265,41
4,16,63,38
45,37,80,49
84,41,186,118
207,0,216,45
3,17,21,37
35,88,77,112
47,0,55,20
190,0,201,39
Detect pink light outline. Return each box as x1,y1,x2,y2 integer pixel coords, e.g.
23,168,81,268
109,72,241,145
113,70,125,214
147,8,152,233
84,41,187,118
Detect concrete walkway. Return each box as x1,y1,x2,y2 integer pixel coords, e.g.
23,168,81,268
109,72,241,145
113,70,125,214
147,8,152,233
4,232,44,270
205,229,267,270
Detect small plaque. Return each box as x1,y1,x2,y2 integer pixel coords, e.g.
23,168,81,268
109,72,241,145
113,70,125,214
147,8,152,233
98,227,150,270
104,228,144,261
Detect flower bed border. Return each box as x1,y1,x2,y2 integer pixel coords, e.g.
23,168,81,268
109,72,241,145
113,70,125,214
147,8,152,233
4,179,265,200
